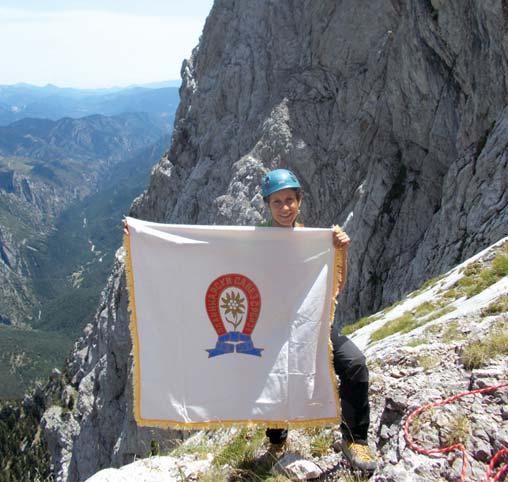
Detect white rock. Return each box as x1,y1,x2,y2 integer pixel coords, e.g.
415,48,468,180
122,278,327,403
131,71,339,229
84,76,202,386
85,455,213,482
273,453,323,480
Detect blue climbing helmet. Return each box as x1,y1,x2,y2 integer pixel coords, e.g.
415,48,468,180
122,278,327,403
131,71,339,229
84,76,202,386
261,168,301,198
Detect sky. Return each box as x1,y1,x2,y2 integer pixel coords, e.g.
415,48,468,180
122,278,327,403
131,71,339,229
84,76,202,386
0,0,215,88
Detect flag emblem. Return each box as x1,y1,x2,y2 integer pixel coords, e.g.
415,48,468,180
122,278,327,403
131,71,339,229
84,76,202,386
205,273,264,357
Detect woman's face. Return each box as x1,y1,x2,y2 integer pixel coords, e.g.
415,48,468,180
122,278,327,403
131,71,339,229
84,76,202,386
268,188,302,228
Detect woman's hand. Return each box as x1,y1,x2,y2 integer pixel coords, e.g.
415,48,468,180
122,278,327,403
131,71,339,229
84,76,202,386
332,225,350,249
123,219,129,236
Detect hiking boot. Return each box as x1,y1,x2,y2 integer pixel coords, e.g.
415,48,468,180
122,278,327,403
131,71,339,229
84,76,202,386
341,440,377,473
268,440,287,457
257,440,286,469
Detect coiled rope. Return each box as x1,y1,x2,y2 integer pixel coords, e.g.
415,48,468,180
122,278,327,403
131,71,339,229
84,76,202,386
403,382,508,482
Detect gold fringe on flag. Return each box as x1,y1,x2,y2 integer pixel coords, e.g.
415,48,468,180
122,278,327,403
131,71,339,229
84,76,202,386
123,227,143,426
326,225,348,426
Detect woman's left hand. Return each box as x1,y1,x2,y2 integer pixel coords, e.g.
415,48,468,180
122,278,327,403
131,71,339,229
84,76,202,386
332,225,350,249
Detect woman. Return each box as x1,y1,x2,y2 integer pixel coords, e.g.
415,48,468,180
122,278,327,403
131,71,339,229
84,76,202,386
261,168,377,473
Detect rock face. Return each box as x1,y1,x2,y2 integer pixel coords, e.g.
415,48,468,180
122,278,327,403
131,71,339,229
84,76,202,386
349,238,508,481
132,0,508,322
41,0,508,480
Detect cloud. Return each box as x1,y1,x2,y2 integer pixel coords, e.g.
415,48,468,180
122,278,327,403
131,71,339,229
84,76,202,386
0,8,205,87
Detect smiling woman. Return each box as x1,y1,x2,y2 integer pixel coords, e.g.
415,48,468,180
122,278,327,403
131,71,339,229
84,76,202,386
0,0,214,88
260,168,377,473
267,189,302,227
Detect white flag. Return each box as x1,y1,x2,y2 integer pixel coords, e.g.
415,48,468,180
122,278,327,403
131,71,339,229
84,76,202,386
124,217,345,429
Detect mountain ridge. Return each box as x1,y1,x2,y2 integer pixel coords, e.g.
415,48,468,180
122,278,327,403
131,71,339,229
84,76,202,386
0,84,180,126
0,112,169,160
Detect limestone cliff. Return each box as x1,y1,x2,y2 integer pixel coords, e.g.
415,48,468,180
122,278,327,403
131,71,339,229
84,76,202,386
41,0,508,480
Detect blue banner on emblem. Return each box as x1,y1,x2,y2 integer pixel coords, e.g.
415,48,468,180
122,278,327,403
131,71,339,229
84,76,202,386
206,332,263,357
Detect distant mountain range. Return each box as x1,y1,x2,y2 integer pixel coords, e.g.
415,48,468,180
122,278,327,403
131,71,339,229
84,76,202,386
0,82,180,125
0,84,176,398
0,112,169,160
0,111,169,326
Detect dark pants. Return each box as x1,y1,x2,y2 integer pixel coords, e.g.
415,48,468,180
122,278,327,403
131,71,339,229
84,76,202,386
266,330,370,445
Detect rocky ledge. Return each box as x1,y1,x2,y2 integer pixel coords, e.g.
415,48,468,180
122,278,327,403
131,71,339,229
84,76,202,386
82,238,508,482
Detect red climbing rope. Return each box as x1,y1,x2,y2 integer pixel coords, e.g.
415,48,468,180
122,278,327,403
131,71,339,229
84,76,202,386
403,382,508,482
486,448,508,482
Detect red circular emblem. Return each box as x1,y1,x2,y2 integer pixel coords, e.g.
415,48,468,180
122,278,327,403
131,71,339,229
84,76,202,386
205,273,261,336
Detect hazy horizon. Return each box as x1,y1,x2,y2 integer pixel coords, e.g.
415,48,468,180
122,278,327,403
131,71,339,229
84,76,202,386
0,79,182,90
0,1,214,89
